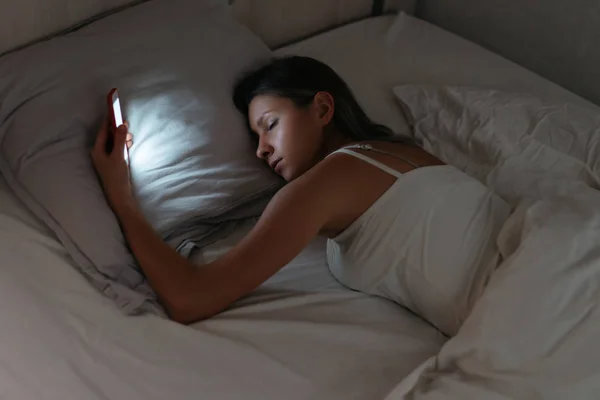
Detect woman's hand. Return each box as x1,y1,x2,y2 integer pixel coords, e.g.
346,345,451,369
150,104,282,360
91,118,135,215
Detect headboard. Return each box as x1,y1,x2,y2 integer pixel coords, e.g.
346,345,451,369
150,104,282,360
234,0,372,48
0,0,147,56
415,0,600,106
6,0,594,106
0,0,415,56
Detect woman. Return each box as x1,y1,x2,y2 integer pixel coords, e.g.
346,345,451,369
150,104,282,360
92,56,508,333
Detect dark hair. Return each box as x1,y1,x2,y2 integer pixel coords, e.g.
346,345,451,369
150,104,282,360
233,56,397,141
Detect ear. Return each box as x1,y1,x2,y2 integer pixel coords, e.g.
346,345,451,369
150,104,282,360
313,91,335,127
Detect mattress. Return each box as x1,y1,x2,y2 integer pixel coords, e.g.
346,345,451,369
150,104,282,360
2,11,596,400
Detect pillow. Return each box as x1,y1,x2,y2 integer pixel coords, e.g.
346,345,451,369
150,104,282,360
0,0,281,314
393,85,600,205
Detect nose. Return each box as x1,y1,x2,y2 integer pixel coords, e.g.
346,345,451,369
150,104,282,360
256,136,273,160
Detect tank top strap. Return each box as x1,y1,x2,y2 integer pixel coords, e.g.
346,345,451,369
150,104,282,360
327,148,404,178
327,143,421,178
344,144,420,168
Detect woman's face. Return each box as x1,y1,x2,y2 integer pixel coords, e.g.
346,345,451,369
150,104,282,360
248,94,332,182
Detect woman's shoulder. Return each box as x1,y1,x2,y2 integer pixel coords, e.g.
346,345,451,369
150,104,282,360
295,145,406,236
278,150,378,214
286,151,362,195
276,154,384,237
284,139,441,201
295,142,406,189
328,141,444,170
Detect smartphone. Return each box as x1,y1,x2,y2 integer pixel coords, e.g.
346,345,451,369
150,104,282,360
106,88,129,162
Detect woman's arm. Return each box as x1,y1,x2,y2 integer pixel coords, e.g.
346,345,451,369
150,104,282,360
92,120,337,324
116,179,331,324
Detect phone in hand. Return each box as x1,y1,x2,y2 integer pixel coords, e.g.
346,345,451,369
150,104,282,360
106,88,129,162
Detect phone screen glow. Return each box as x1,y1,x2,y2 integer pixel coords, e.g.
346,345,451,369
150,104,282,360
112,94,128,162
112,97,123,127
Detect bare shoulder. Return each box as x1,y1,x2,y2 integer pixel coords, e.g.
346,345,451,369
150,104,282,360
287,150,382,197
274,142,443,237
280,151,397,237
289,141,441,198
274,153,359,207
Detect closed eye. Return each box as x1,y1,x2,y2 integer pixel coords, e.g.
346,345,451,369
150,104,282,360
267,119,278,131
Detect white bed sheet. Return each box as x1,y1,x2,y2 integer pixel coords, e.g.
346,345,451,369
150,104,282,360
0,174,443,400
2,11,598,400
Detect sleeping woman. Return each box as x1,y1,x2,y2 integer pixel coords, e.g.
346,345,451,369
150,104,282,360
91,56,509,335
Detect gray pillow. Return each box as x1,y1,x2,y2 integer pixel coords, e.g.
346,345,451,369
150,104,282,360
0,0,282,314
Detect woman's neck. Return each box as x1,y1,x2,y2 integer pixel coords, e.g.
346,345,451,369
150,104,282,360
321,127,353,157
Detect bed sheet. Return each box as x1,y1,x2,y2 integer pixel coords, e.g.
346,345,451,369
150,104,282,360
0,169,444,400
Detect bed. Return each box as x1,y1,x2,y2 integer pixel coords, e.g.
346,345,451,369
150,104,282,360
2,1,600,399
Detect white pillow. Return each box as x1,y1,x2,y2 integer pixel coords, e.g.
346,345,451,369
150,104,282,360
0,0,281,314
393,85,600,205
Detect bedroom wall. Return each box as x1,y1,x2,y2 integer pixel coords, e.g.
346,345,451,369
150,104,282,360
384,0,417,14
415,0,600,105
0,0,146,55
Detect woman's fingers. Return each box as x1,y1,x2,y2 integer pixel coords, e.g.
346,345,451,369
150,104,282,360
112,125,129,158
123,121,133,149
126,133,133,149
92,119,132,161
93,118,110,154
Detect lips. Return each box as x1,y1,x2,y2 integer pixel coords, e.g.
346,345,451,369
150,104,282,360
269,158,282,171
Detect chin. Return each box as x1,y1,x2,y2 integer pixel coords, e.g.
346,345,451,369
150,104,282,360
280,170,294,182
281,165,308,182
277,165,292,182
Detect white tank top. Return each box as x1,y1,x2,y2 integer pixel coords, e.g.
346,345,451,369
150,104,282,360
326,145,510,336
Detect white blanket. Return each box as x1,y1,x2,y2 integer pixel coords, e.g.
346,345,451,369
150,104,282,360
387,86,600,398
0,174,444,400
